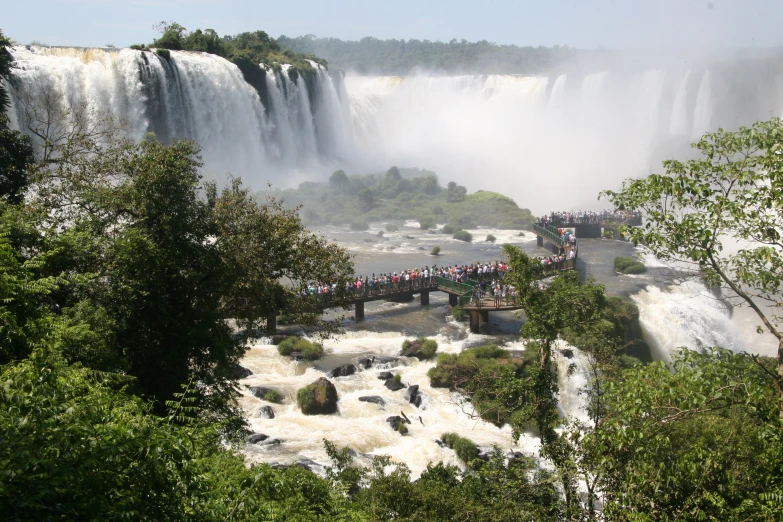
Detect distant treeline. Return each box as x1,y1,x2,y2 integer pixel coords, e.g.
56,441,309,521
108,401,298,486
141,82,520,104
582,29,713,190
277,35,580,75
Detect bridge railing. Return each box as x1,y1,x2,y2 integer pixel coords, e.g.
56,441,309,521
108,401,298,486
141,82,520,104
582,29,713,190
434,276,474,295
533,224,564,247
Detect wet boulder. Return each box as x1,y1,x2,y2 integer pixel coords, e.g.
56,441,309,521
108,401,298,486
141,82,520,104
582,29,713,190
297,377,339,415
327,363,357,378
406,385,422,407
247,433,269,444
360,356,400,369
384,378,407,392
258,405,275,419
386,416,407,431
559,348,574,359
249,386,283,403
377,371,394,380
358,395,386,406
231,365,253,379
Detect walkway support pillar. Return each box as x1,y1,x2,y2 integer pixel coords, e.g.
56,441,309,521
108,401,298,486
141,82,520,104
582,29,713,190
355,301,365,322
469,311,481,334
267,314,277,335
420,290,429,306
449,294,458,307
537,235,544,247
480,310,489,324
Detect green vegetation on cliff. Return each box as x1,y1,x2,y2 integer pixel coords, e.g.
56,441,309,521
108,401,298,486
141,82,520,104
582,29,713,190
277,35,579,75
275,166,535,230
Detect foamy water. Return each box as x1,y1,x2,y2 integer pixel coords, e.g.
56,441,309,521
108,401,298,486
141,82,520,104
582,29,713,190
238,327,593,477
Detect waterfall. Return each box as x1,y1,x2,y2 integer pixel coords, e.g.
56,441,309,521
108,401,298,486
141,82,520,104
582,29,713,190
6,46,355,185
692,70,712,138
9,46,783,212
669,70,692,136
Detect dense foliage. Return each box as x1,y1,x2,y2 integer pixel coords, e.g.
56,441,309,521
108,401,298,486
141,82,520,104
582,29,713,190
277,166,535,229
614,255,647,274
602,117,783,417
143,22,326,71
277,35,579,75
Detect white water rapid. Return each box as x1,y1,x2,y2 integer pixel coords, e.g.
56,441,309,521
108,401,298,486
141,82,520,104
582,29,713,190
239,325,590,477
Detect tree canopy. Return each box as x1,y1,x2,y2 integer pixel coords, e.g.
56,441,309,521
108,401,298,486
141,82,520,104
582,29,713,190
602,118,783,417
277,35,579,75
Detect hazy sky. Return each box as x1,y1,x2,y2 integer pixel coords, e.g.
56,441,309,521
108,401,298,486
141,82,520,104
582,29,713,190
3,0,782,50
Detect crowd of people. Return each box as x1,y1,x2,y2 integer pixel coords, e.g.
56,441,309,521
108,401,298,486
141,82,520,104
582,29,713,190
300,261,516,305
538,209,642,226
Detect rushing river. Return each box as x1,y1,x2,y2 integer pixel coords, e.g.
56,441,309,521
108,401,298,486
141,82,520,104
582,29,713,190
238,221,778,474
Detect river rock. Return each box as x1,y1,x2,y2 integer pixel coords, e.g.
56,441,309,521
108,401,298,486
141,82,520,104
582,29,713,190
378,371,393,380
231,365,253,379
406,384,422,407
401,340,422,357
298,377,338,415
258,405,275,419
249,386,283,402
386,415,408,431
358,395,386,406
559,348,574,359
384,378,407,391
327,363,357,378
247,433,269,444
360,356,400,369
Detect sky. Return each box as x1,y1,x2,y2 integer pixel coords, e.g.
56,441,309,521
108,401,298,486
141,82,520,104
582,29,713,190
3,0,782,50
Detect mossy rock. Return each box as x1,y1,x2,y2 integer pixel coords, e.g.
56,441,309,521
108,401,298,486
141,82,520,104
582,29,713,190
401,337,438,360
297,377,338,415
277,336,324,360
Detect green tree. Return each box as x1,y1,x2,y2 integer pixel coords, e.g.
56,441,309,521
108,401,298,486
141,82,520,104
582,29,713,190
358,187,374,212
151,21,187,50
602,118,783,418
0,30,35,203
329,169,351,193
578,349,783,521
25,135,353,418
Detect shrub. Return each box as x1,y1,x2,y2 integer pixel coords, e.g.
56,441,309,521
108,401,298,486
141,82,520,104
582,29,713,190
401,337,438,360
263,389,283,403
614,256,647,274
428,346,527,428
441,433,480,465
385,223,398,232
419,216,435,229
451,306,465,321
396,423,409,435
393,373,402,384
453,230,473,242
441,224,456,234
277,336,324,360
350,220,369,231
486,234,496,243
277,336,299,356
155,48,171,59
418,339,438,359
430,246,441,256
300,340,325,361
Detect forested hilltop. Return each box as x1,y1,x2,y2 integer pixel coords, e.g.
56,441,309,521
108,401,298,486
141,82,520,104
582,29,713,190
275,167,535,231
277,35,580,75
